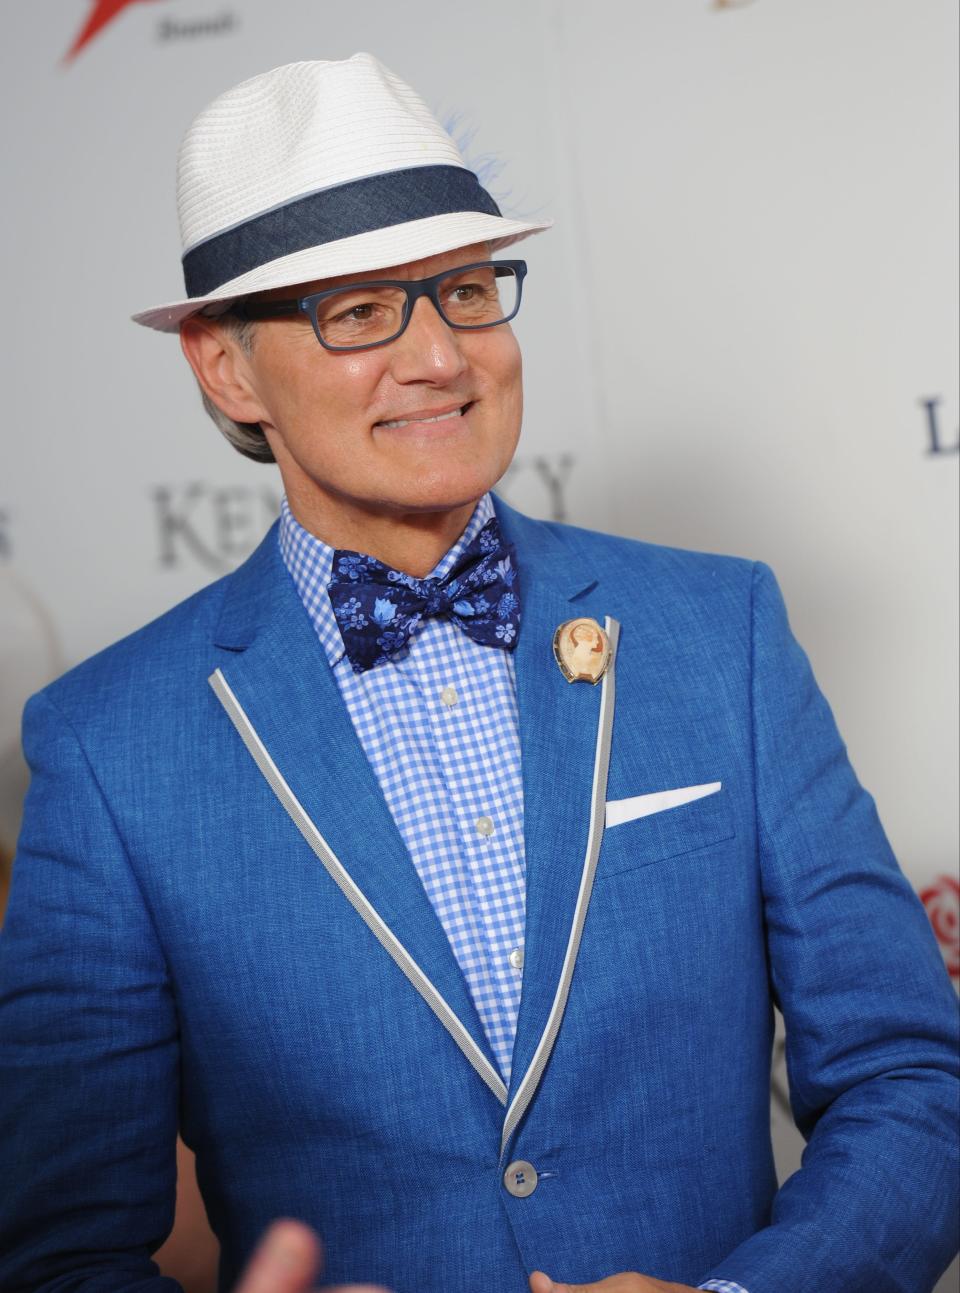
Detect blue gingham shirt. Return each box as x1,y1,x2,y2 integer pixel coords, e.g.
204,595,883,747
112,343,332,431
279,494,748,1293
280,493,526,1084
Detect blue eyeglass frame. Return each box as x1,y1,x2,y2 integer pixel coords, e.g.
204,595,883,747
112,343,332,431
230,259,527,353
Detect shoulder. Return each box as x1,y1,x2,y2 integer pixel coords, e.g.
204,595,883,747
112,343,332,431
553,522,766,663
35,524,285,729
32,572,230,731
496,496,759,606
30,523,284,739
552,517,754,589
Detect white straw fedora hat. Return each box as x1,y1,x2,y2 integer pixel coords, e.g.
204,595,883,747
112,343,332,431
133,53,552,332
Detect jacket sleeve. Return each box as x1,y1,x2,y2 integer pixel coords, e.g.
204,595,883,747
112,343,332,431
0,690,183,1292
700,562,959,1293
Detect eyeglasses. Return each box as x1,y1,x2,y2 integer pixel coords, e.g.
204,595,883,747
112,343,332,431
230,259,527,353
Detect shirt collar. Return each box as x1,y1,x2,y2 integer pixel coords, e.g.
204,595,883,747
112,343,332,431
278,493,497,668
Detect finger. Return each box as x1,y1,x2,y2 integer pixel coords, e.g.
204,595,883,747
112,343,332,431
529,1274,591,1293
325,1286,394,1292
530,1276,644,1293
529,1275,555,1293
234,1219,323,1293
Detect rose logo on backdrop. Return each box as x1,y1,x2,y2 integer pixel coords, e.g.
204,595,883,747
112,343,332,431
920,875,960,980
64,0,165,63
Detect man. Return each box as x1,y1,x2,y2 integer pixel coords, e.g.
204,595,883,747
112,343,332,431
0,53,956,1293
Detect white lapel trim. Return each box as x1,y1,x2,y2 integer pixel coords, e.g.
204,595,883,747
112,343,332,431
208,667,508,1107
606,780,722,828
500,616,620,1158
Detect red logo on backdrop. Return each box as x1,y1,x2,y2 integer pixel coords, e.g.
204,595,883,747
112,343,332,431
64,0,165,63
920,875,960,978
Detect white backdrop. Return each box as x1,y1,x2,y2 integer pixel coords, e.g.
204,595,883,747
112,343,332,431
1,1,957,1286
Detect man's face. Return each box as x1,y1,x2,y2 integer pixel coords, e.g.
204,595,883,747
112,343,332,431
232,243,523,522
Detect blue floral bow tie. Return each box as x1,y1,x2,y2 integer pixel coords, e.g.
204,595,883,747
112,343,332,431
328,517,522,673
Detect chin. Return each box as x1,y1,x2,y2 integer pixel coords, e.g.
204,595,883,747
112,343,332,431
382,471,498,515
394,487,491,515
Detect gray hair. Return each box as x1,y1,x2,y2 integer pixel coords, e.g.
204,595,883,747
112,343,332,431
196,310,276,463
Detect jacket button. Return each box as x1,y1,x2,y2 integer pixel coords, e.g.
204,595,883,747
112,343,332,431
503,1159,538,1197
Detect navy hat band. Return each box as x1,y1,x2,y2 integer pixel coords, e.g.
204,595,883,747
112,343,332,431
182,164,502,299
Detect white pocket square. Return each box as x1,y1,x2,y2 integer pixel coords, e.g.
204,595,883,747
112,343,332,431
605,781,722,828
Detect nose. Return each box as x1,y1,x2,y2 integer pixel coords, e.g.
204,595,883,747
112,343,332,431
388,295,468,383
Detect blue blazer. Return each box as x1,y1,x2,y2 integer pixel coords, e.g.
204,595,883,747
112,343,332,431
1,499,957,1293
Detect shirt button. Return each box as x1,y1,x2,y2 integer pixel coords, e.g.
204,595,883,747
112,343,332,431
475,815,495,837
503,1160,538,1197
440,684,458,708
508,947,524,971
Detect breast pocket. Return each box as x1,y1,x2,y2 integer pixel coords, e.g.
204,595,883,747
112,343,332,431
598,788,736,879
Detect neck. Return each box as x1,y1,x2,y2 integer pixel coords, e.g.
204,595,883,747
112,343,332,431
284,484,479,577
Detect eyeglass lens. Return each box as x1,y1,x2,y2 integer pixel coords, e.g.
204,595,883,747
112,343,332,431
314,264,520,349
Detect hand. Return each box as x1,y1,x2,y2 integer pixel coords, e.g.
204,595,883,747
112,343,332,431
529,1272,699,1293
234,1219,392,1293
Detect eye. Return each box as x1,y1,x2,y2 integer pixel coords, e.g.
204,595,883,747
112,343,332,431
445,280,493,304
334,301,380,322
315,286,406,346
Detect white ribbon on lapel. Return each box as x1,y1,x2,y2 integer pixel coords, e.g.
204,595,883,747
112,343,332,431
499,616,620,1158
210,612,622,1150
208,667,508,1107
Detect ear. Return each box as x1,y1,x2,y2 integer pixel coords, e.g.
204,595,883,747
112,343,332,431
179,316,267,425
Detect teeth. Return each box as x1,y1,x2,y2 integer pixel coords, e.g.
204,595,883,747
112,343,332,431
379,408,463,429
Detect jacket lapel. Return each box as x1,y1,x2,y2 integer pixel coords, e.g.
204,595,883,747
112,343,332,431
208,506,618,1124
495,501,617,1150
210,527,504,1097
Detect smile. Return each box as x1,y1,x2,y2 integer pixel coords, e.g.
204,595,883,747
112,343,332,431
376,404,470,430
